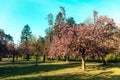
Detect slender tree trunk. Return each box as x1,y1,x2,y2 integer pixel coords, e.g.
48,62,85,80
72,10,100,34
0,57,2,61
35,55,38,66
12,54,15,63
26,54,30,61
102,56,106,65
81,54,86,71
7,55,10,60
43,54,45,62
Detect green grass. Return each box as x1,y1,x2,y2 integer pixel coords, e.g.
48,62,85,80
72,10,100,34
0,59,120,80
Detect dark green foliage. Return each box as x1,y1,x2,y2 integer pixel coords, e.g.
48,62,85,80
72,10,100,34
20,24,32,42
0,29,13,42
45,13,54,48
5,34,13,42
55,6,66,23
66,17,76,27
56,12,64,23
0,29,5,41
45,27,53,46
48,13,54,26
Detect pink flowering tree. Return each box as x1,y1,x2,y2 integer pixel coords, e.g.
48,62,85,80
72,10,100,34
49,15,117,71
49,23,76,61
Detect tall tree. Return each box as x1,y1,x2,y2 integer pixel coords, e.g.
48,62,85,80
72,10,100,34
45,13,54,46
21,24,32,42
55,6,66,23
28,36,39,65
60,6,66,23
20,24,32,61
28,36,46,65
54,7,66,37
93,10,98,26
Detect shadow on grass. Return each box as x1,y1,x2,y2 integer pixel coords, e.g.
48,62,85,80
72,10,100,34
16,71,120,80
0,61,80,79
1,61,120,80
86,63,120,70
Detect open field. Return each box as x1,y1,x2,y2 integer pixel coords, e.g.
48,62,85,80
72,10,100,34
0,59,120,80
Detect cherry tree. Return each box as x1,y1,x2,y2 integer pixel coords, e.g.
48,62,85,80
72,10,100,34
73,16,117,71
7,42,16,63
49,15,117,71
0,29,13,61
18,42,30,61
49,23,76,62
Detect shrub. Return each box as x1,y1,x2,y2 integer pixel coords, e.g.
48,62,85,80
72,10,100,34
105,54,117,63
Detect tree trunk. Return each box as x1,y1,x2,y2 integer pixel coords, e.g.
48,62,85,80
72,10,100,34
102,57,106,65
43,54,45,62
35,55,38,66
26,54,30,61
7,55,10,60
81,55,86,71
12,54,15,63
66,56,69,62
0,57,2,61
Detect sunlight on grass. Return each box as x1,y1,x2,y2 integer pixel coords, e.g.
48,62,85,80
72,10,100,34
0,61,120,80
109,68,120,75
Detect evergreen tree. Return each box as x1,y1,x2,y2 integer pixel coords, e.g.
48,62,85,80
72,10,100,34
48,13,54,26
66,17,76,27
55,6,66,23
20,24,32,61
21,24,32,42
45,13,54,46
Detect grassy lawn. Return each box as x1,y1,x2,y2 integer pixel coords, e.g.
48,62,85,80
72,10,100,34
0,59,120,80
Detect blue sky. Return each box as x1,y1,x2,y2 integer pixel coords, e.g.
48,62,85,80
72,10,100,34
0,0,120,44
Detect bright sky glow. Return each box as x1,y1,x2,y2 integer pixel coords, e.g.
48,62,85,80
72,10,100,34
0,0,120,44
